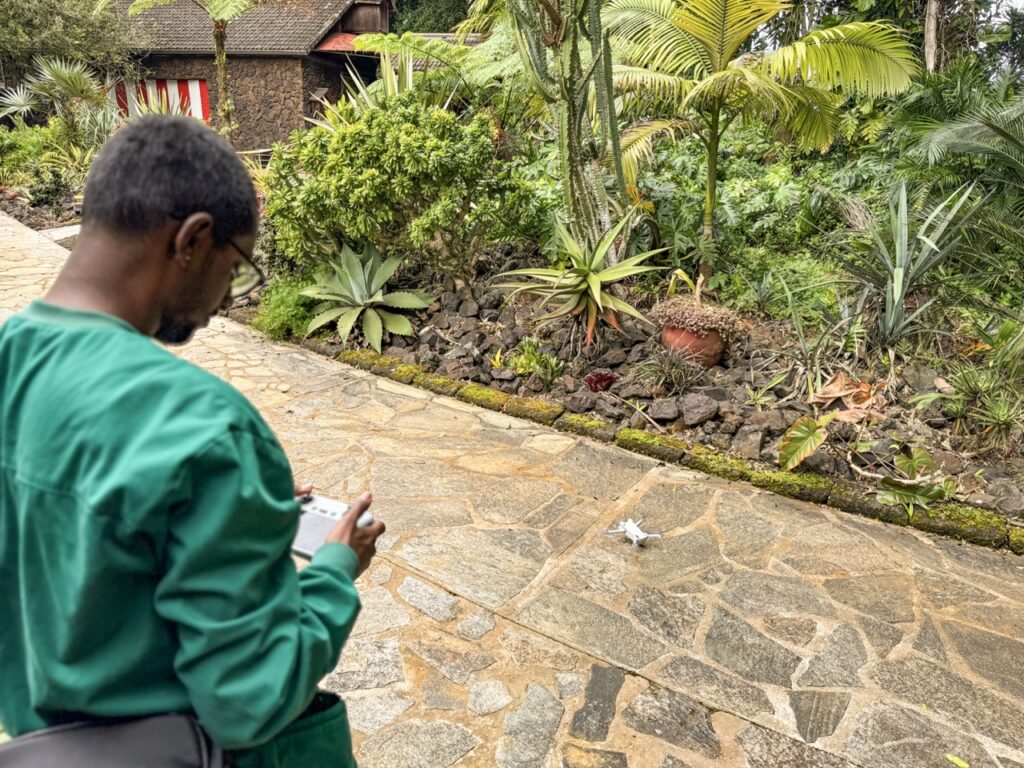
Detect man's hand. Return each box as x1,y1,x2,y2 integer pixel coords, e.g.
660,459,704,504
294,483,313,500
325,492,384,576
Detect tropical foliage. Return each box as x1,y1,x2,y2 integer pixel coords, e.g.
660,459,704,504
605,0,919,269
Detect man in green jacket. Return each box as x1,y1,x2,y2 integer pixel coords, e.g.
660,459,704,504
0,116,383,765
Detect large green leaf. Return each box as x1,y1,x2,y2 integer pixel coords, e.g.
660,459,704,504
377,309,415,336
380,290,433,309
362,308,384,352
778,415,830,471
335,307,364,346
370,256,405,296
307,306,351,335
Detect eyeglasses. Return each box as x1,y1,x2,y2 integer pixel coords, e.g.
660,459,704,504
225,238,265,299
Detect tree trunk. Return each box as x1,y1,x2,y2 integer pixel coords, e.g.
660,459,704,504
700,107,721,279
212,20,235,137
924,0,940,73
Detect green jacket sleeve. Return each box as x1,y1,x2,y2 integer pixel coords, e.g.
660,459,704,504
153,427,361,750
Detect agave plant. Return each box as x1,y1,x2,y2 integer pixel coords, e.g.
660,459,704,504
494,218,664,347
841,183,977,353
300,245,434,352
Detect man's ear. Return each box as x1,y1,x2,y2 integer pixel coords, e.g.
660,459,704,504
171,212,215,267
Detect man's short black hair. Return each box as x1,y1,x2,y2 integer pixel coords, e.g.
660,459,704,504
82,115,258,245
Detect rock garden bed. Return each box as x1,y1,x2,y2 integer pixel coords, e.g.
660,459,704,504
228,279,1024,556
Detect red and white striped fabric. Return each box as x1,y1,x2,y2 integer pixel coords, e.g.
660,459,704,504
109,79,211,122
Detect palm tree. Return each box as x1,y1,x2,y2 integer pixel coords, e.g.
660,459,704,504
0,58,107,141
604,0,919,271
128,0,262,135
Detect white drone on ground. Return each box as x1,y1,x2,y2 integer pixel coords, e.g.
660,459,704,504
604,518,662,548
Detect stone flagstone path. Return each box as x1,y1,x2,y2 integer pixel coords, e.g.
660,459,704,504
5,211,1024,768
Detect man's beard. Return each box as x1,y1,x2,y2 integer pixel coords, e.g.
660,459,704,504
155,314,196,345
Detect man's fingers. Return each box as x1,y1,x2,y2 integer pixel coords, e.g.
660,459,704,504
294,483,313,498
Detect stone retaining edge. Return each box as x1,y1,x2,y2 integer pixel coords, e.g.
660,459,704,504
331,346,1023,556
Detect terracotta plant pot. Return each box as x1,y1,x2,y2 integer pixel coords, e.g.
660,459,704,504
661,326,725,368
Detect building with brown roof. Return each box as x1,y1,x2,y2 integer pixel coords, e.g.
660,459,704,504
119,0,393,149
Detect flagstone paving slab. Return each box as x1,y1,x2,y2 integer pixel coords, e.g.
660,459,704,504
6,211,1024,767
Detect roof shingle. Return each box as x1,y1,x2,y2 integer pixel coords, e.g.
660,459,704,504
118,0,357,56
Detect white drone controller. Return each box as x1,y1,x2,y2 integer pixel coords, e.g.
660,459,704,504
293,494,373,557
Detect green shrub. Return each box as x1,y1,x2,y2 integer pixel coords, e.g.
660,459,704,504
26,166,71,208
251,276,316,341
0,121,67,176
263,94,548,278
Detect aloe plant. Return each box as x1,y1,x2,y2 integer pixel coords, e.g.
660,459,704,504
300,245,434,352
495,218,663,347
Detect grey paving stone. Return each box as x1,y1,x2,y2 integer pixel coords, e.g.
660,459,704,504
764,616,818,647
365,498,473,532
562,745,628,768
351,586,412,637
630,482,712,532
824,574,915,623
549,441,656,499
789,690,851,743
496,683,564,768
870,656,1024,750
628,585,706,648
558,542,630,597
913,615,947,662
570,664,625,742
659,758,692,768
544,509,595,554
409,635,497,685
555,673,584,699
736,724,856,767
720,571,836,618
622,683,720,758
844,703,999,768
716,502,785,565
468,680,513,715
322,636,405,693
500,629,578,671
524,493,581,528
397,528,550,608
659,656,773,719
360,719,481,768
516,588,667,669
636,527,722,582
859,617,904,658
471,477,565,524
421,672,463,711
705,610,801,688
456,609,495,641
370,564,393,585
345,689,414,734
798,625,867,688
371,458,496,497
914,571,995,608
397,576,459,622
943,620,1024,701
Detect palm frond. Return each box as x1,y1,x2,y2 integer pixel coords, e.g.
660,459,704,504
355,32,471,70
781,83,842,151
604,0,711,76
0,85,41,120
675,0,788,71
761,22,918,97
203,0,259,21
685,65,792,117
612,65,695,103
619,118,687,186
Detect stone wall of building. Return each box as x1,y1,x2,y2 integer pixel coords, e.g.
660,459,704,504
145,55,337,149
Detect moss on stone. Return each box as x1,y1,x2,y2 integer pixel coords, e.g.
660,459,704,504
368,355,403,375
614,428,688,462
388,363,426,384
458,383,511,411
682,445,753,482
555,413,617,442
412,372,466,397
337,349,382,369
503,397,565,426
1008,525,1024,556
828,482,910,526
911,503,1009,549
752,470,834,504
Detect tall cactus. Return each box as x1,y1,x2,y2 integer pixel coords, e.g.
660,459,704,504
506,0,627,261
